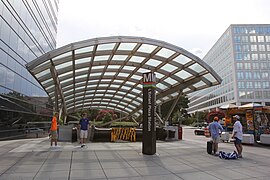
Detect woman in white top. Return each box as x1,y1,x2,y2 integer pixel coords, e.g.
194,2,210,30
231,115,243,158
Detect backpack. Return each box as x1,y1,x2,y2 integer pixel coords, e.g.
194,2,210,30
219,151,238,160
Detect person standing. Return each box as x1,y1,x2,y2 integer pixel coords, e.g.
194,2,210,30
79,113,90,148
209,116,224,155
231,115,243,158
50,112,59,147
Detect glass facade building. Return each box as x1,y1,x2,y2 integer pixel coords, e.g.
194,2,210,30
0,0,59,129
188,24,270,113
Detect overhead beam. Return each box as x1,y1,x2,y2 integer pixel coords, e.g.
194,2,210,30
50,60,67,114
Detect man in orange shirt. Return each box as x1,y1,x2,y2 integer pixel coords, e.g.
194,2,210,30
50,112,59,147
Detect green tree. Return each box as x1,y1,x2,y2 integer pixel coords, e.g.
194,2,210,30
161,93,189,120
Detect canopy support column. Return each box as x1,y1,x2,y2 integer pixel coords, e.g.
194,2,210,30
50,60,67,115
164,92,183,122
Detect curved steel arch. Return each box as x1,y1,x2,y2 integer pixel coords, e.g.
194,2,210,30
26,36,222,118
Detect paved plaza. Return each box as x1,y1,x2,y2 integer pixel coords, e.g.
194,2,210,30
0,127,269,180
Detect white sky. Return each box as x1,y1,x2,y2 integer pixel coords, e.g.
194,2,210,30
56,0,270,58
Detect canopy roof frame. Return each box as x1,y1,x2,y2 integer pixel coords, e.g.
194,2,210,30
26,36,222,118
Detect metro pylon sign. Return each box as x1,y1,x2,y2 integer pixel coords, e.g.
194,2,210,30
142,72,156,155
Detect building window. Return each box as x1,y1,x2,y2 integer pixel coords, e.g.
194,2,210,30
258,36,265,42
263,91,270,98
261,62,268,69
238,81,245,89
255,91,262,99
235,45,241,52
251,54,258,60
237,72,244,79
251,45,257,51
246,82,253,88
235,53,242,60
254,82,261,88
234,36,241,43
250,36,257,42
241,36,249,43
236,63,243,69
267,45,270,51
239,91,246,99
244,63,251,69
253,72,261,79
245,72,252,79
258,45,265,51
246,91,254,99
242,45,250,52
243,53,250,60
252,63,259,69
262,82,269,88
266,36,270,42
262,72,269,79
259,54,267,60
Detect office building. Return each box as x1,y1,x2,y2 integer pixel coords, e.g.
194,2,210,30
0,0,59,129
188,24,270,113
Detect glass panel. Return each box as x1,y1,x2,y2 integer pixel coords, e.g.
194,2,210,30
61,78,73,84
193,81,206,88
137,68,149,74
75,67,88,73
52,52,72,62
89,72,102,76
189,63,205,73
131,89,140,94
94,55,110,61
75,74,88,79
164,77,177,85
75,46,93,54
123,66,136,71
161,64,177,72
75,86,85,91
107,65,121,69
75,57,90,65
97,43,115,51
87,84,96,88
112,55,128,61
88,80,99,83
113,80,124,83
36,69,50,78
146,59,162,66
155,72,164,79
129,56,145,63
110,84,120,88
92,65,105,70
156,48,175,58
118,43,137,51
183,88,191,93
104,72,116,76
125,81,135,86
121,86,130,90
131,74,141,80
156,83,168,90
137,44,157,53
174,70,192,79
203,74,216,83
173,55,192,65
118,73,129,77
55,61,72,70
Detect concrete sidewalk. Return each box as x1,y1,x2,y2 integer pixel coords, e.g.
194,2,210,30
0,127,269,180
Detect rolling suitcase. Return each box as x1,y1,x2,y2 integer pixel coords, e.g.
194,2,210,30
207,140,213,154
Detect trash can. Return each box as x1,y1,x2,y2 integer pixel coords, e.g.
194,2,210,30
178,126,183,140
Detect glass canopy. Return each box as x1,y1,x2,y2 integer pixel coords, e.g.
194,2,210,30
26,36,222,118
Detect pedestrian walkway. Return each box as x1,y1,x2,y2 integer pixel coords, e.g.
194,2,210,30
0,127,269,180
